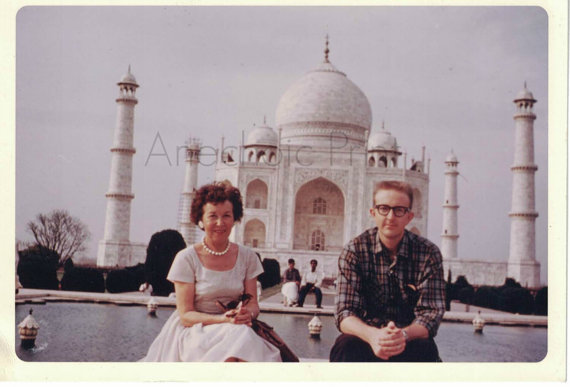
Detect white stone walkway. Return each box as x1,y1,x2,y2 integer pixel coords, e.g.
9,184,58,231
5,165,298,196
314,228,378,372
15,288,547,327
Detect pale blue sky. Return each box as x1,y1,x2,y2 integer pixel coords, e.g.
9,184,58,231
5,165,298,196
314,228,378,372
15,6,550,284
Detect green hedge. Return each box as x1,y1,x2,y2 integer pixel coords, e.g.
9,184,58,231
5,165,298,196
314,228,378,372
144,229,186,296
450,277,539,315
258,258,280,289
61,264,105,293
17,245,60,290
105,264,145,293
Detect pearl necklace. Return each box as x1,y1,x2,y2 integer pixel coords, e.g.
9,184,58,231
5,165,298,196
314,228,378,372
202,238,230,256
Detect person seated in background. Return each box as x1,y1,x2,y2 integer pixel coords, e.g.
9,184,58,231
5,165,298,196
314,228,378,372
297,259,324,309
281,258,301,306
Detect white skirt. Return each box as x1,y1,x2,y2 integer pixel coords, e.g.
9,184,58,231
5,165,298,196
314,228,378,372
140,312,282,362
281,282,299,304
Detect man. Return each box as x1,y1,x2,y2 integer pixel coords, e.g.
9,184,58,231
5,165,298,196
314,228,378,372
297,259,324,309
330,180,445,362
281,258,301,306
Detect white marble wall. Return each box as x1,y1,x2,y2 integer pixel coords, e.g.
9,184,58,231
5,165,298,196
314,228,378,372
444,258,508,286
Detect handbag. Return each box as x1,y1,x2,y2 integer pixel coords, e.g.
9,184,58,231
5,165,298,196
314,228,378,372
251,319,300,362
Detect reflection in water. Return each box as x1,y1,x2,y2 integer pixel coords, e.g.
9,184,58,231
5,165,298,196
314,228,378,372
15,303,546,362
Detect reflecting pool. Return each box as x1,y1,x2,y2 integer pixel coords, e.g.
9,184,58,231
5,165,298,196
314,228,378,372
15,303,547,362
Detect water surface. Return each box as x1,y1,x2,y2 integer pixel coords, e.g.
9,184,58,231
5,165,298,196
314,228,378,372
15,303,547,362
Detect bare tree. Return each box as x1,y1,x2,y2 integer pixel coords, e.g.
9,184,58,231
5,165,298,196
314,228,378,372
27,209,90,266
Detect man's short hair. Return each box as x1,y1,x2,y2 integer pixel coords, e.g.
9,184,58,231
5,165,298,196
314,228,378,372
310,259,318,265
372,180,414,209
288,258,295,265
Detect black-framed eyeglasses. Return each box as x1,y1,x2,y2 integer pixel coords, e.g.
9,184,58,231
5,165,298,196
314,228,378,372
374,205,410,217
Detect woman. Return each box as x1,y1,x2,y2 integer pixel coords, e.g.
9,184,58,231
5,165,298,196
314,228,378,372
141,182,281,362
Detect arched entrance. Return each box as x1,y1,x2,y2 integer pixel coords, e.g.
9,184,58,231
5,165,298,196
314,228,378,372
243,219,266,248
293,177,344,251
245,179,268,209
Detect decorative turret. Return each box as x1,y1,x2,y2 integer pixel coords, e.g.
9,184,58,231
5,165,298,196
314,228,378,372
367,122,402,168
244,117,278,165
18,309,40,349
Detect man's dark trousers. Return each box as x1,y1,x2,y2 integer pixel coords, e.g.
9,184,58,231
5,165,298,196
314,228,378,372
297,283,322,307
329,333,440,362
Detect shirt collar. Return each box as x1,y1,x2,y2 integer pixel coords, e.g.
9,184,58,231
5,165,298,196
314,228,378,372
373,228,410,259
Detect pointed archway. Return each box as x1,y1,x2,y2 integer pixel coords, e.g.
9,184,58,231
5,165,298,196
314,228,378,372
244,218,266,248
293,177,344,251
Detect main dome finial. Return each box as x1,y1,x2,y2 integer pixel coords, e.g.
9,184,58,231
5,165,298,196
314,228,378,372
324,34,330,63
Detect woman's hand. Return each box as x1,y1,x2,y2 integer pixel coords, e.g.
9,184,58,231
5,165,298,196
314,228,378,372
225,302,253,326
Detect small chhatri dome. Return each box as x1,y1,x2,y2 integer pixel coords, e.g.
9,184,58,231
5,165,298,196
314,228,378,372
446,150,458,163
514,81,536,102
245,121,278,147
367,123,398,151
119,65,138,85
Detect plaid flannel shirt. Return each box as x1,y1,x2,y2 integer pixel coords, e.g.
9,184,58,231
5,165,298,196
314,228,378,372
335,228,446,338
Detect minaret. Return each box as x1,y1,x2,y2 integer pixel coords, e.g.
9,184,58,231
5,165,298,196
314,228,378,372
178,137,202,245
441,150,460,259
508,83,540,287
97,67,139,268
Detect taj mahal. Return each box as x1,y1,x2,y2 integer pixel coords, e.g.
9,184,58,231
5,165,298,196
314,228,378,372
96,39,541,288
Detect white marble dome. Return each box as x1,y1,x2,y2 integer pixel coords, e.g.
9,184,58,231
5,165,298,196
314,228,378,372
245,124,278,147
368,128,398,151
275,60,372,145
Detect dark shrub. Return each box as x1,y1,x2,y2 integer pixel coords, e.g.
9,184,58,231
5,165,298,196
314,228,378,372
473,286,500,309
444,269,453,311
106,269,138,293
454,275,471,289
444,282,452,311
498,287,535,314
258,258,280,289
17,245,60,290
498,277,521,291
145,229,186,296
457,286,474,304
534,287,547,315
63,258,75,272
449,275,472,302
61,266,105,293
128,263,146,286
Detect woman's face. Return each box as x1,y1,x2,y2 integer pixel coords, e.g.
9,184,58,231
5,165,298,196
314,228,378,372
201,200,235,243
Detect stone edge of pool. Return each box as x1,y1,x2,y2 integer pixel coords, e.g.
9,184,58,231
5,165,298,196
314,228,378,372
15,288,547,327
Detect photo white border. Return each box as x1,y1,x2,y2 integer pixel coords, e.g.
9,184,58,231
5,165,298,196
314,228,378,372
0,0,566,382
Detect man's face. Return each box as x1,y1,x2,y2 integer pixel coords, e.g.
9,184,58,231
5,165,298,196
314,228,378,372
288,262,295,269
310,261,317,272
370,189,414,244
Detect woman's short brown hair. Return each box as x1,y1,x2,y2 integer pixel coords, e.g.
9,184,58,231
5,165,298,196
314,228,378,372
190,181,244,226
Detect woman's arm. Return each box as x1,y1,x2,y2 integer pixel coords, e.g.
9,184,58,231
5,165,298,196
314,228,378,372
174,281,230,327
231,277,260,325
